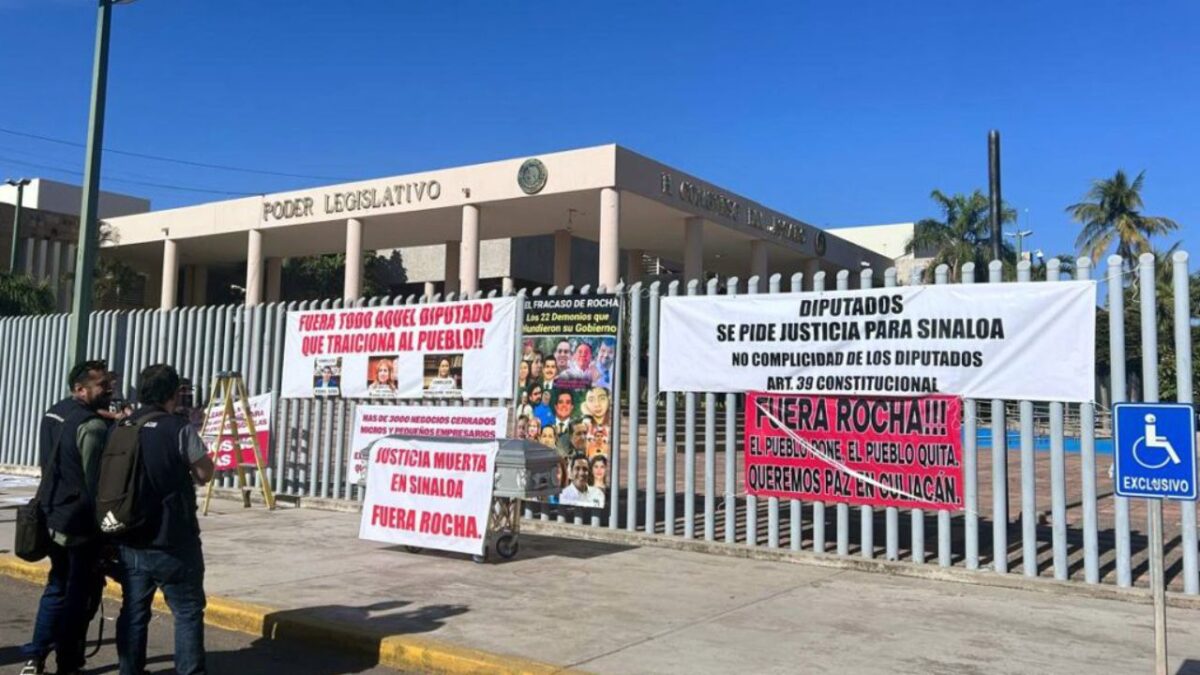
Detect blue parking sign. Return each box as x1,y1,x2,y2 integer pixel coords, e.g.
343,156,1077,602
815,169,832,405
1113,403,1197,500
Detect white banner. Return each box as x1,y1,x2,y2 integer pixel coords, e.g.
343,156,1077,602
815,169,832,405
199,392,273,470
660,281,1096,402
281,298,516,399
359,438,498,555
348,404,509,484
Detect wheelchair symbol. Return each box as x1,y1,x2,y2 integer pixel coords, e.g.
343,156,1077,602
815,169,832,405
1132,414,1182,470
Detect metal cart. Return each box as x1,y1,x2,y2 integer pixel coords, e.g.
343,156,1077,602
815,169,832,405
405,439,561,563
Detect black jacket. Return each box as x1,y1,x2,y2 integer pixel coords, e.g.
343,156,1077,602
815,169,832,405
38,397,102,536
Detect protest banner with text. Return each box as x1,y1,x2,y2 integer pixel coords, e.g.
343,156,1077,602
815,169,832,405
348,404,508,484
281,298,516,400
200,392,273,470
745,392,963,510
659,282,1095,402
359,438,498,555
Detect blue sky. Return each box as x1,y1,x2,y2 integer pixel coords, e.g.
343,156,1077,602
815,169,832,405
0,1,1196,265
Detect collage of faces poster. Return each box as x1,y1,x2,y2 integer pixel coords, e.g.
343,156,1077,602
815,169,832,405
516,294,621,509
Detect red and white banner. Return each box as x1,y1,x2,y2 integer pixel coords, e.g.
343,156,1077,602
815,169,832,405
359,438,498,555
281,298,516,400
745,392,963,510
200,393,273,470
347,404,508,484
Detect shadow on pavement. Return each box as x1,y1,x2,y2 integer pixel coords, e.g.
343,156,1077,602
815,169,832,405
84,601,467,674
1179,660,1200,675
264,599,469,637
383,531,635,564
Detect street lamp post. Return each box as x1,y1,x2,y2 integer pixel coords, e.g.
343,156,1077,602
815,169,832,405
1006,229,1033,263
5,177,30,273
67,0,135,366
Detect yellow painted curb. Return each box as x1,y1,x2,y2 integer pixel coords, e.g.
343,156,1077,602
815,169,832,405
1,555,584,674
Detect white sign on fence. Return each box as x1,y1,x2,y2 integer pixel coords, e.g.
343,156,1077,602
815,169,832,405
359,437,498,556
347,404,509,484
659,281,1096,402
199,392,273,470
280,298,516,400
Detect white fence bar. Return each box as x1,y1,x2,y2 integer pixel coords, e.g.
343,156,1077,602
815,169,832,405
1108,255,1132,586
989,260,1008,574
961,263,979,570
1018,260,1037,577
1172,251,1198,594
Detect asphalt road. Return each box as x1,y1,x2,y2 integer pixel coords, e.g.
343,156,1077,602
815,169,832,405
0,577,401,675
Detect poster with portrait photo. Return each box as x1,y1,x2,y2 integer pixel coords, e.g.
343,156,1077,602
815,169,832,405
313,357,342,397
366,355,400,398
282,298,516,400
423,353,463,398
517,294,621,509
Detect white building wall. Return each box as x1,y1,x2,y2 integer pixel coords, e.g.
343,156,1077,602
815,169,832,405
828,222,932,281
0,178,150,218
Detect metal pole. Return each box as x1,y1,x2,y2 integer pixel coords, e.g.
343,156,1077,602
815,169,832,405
1138,252,1167,675
988,130,1002,262
7,179,29,273
1108,255,1132,586
68,0,115,366
1173,250,1198,594
1151,500,1167,675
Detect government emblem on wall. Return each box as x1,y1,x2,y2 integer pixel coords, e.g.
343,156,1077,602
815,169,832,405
518,158,548,194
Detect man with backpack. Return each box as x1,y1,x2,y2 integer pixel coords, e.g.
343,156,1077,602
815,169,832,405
109,364,214,675
20,360,114,675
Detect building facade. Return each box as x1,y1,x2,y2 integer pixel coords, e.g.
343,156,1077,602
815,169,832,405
99,145,895,307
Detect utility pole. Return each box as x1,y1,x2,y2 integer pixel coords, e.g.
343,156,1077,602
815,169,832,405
68,0,132,365
5,177,30,273
988,130,1002,262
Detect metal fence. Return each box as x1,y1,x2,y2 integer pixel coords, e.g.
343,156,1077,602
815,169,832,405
0,252,1195,594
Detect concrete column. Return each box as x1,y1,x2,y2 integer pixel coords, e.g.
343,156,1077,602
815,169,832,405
192,265,208,306
460,205,480,296
423,281,435,299
266,257,283,303
48,240,63,299
344,218,363,301
160,238,178,309
553,229,571,288
683,217,704,285
34,239,48,281
598,187,620,290
750,240,769,292
444,240,461,295
22,237,34,275
245,228,263,306
502,277,514,295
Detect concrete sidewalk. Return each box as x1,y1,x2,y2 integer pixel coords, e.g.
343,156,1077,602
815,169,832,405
2,478,1200,674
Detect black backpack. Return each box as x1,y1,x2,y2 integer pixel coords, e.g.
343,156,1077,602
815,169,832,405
95,411,165,537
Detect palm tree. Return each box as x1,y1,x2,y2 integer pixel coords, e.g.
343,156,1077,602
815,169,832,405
1067,170,1179,266
0,272,54,316
906,189,1015,282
